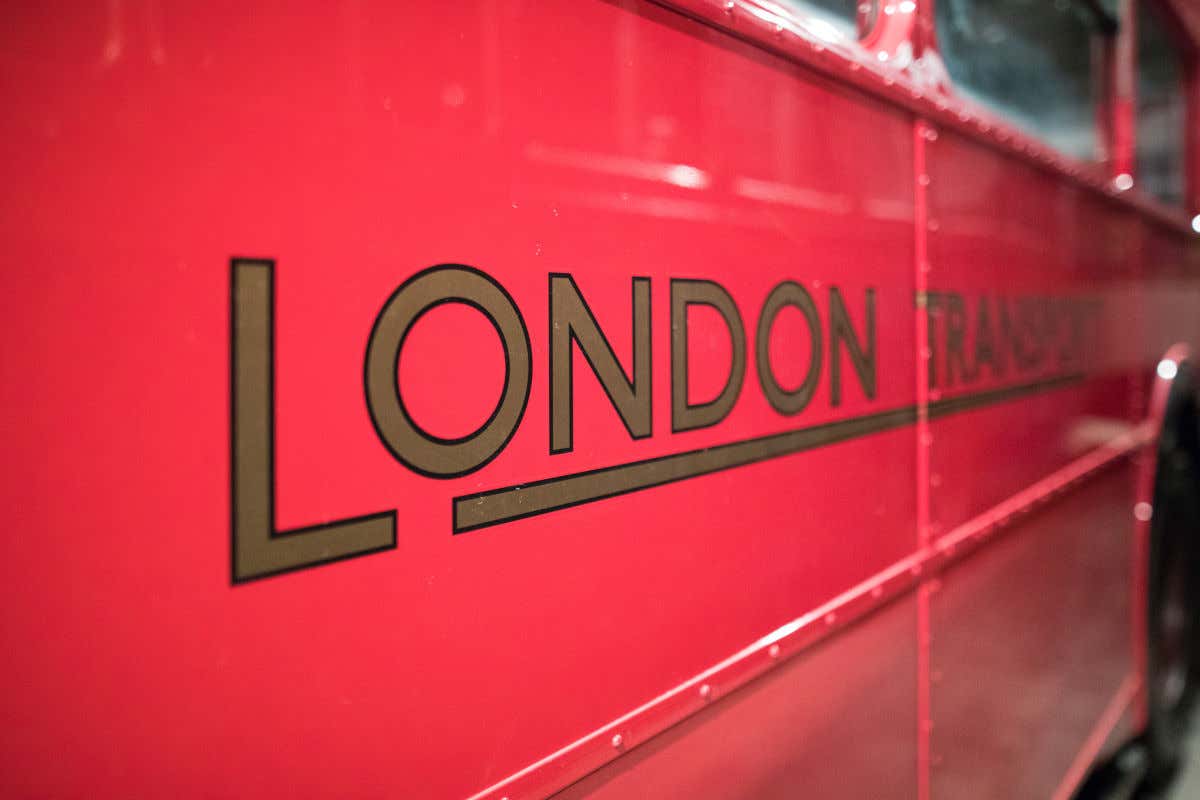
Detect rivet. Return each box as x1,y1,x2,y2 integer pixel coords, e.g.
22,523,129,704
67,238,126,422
928,219,940,231
724,0,735,10
918,174,931,186
849,61,861,71
922,433,934,446
768,643,781,658
921,347,932,360
923,719,935,733
928,389,941,401
699,683,713,700
824,612,837,626
911,563,923,577
611,733,624,749
871,585,884,599
1134,502,1153,522
924,127,939,142
932,754,944,767
774,23,784,35
930,473,942,487
921,260,932,273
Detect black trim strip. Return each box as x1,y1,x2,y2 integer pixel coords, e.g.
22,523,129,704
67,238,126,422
453,373,1085,533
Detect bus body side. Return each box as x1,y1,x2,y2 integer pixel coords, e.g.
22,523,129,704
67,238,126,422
0,1,1197,799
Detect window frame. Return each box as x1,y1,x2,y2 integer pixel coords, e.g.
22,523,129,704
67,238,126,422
928,0,1119,165
1131,0,1199,212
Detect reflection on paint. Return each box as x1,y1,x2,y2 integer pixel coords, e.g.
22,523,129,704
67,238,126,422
525,141,711,190
734,176,851,214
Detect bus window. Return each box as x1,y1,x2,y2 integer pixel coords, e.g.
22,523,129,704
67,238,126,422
935,0,1112,160
1136,1,1187,205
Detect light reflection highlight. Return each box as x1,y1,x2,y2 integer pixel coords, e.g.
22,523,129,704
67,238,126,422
525,142,711,190
733,176,851,214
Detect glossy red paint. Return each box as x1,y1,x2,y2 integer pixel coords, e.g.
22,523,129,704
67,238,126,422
550,596,919,800
0,2,1198,799
930,462,1138,799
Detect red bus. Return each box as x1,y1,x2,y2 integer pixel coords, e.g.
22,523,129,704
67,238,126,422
3,1,1199,798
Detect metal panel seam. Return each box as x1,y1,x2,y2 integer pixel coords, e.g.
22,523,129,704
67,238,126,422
914,115,933,800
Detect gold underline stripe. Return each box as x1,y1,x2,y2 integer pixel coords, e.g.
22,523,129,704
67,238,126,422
452,372,1085,533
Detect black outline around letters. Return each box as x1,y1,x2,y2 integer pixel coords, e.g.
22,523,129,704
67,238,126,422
363,264,532,479
548,273,652,455
230,258,396,584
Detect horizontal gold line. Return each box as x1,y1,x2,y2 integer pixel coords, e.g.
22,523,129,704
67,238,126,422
928,372,1083,419
453,372,1084,533
454,407,914,532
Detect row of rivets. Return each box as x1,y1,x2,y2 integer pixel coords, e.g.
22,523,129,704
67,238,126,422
490,442,1144,800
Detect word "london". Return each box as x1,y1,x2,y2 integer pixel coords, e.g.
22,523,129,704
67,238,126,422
362,265,877,477
229,258,875,581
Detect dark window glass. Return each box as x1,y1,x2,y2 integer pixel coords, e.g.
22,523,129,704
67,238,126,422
1136,2,1186,205
936,0,1110,160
